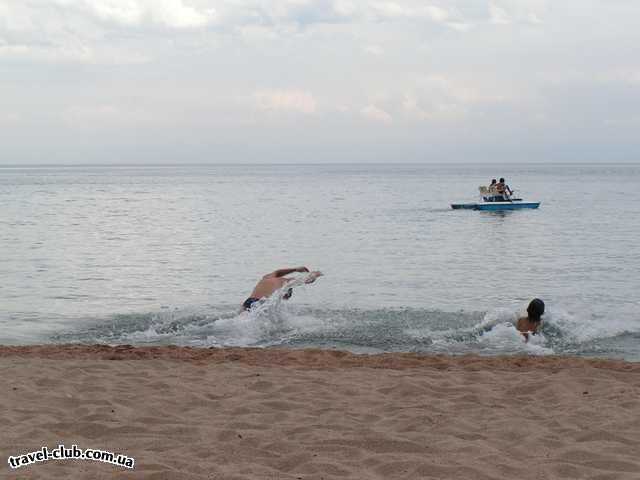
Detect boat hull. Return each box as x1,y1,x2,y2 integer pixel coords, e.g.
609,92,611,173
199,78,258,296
451,203,478,210
451,202,540,211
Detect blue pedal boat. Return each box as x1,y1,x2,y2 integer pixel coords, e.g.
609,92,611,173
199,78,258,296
451,186,541,211
451,200,540,211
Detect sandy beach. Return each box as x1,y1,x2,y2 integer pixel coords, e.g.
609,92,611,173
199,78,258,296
1,346,639,479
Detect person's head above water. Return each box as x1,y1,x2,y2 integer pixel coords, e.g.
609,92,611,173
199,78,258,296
491,179,497,184
527,298,545,321
499,178,505,183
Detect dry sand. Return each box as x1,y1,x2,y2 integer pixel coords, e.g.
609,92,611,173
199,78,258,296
1,345,639,479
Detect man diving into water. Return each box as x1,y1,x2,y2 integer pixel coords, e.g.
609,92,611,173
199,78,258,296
242,266,323,311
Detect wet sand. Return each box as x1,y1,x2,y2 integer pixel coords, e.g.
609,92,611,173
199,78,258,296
2,345,639,479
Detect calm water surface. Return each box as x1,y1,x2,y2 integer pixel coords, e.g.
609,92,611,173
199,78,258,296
1,164,639,359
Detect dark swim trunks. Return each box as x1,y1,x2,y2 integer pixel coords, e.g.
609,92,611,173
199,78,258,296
242,297,261,311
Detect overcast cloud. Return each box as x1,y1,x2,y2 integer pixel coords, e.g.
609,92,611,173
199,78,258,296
1,0,639,164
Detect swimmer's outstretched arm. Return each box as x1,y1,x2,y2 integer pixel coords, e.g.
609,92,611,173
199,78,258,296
271,266,309,278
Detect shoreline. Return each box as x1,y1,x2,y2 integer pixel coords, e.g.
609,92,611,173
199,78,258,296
1,344,639,370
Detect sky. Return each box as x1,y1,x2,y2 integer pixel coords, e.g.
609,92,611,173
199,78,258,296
1,0,639,164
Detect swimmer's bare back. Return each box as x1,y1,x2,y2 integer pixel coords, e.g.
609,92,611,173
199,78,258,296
516,316,541,342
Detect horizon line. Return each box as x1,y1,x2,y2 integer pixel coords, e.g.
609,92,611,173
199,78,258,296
1,161,639,168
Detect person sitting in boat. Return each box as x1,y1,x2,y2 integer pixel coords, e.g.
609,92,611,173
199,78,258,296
486,179,500,201
495,178,513,201
516,298,545,342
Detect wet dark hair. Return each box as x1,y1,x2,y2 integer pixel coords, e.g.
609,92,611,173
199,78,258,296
499,178,505,183
527,298,545,321
491,179,497,184
283,288,293,300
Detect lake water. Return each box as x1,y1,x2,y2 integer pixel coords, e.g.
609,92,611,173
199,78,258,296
1,164,639,359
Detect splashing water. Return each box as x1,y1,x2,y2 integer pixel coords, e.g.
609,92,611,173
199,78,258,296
51,291,640,359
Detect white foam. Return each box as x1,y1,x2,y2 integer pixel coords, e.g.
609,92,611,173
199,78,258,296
546,306,638,343
473,308,518,332
478,322,553,355
204,283,316,347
